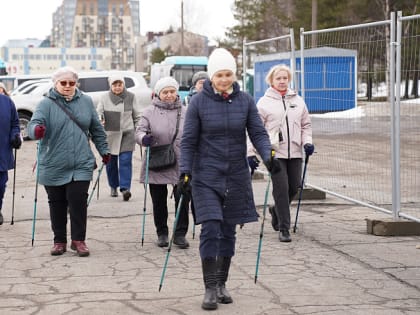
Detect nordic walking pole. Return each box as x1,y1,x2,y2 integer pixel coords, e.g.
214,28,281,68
141,146,150,247
31,142,41,246
97,172,100,200
192,214,196,239
293,154,310,233
159,186,186,291
87,163,105,207
190,199,196,239
10,149,17,225
254,173,272,284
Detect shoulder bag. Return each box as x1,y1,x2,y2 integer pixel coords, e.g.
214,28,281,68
148,106,181,171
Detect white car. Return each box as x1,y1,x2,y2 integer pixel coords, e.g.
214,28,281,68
10,78,51,96
12,71,152,139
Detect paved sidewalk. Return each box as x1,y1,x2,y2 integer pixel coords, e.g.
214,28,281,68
0,141,419,314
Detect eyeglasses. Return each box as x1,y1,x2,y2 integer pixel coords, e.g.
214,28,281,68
59,81,76,87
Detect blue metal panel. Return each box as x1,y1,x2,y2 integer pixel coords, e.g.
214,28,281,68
254,53,356,113
61,47,66,67
90,47,97,70
254,59,291,102
23,48,29,74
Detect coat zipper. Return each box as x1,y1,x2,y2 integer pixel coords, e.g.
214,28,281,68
282,96,291,159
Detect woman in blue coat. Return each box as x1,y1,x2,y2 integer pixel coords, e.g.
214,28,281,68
0,94,21,225
178,48,281,310
28,66,110,257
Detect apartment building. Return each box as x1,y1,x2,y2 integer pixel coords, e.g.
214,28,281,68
51,0,140,70
0,0,209,74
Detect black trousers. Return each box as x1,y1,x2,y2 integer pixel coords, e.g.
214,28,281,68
149,183,189,237
44,180,90,243
199,220,236,259
271,158,302,231
0,171,8,210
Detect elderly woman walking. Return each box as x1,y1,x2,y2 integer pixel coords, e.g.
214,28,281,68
136,77,190,249
28,66,110,257
178,48,281,310
97,74,142,201
248,64,314,242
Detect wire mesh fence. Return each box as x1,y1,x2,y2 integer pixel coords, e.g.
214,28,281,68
301,19,395,213
245,11,420,222
396,13,420,221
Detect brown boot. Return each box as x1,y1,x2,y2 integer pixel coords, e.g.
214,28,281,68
50,243,67,256
71,240,90,257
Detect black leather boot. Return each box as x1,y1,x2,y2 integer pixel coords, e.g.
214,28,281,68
0,210,3,225
201,257,218,310
216,256,233,304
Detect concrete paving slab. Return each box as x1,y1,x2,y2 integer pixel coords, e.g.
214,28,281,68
0,140,419,314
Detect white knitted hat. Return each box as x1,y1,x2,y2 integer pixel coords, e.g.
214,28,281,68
154,77,179,96
52,66,78,83
207,48,237,79
108,74,125,86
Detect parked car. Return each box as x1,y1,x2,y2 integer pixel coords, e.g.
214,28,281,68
10,78,51,96
12,71,152,139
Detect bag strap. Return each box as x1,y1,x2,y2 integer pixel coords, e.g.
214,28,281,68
48,97,87,137
171,106,182,144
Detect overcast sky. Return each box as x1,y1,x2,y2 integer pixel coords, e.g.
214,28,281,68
0,0,236,46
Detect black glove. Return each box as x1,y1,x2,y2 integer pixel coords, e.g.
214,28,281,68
304,143,314,156
177,173,192,197
264,150,281,175
142,134,154,147
247,156,260,175
11,134,22,149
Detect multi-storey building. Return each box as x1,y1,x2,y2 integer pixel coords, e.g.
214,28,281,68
51,0,140,70
0,0,210,75
2,46,112,75
142,30,209,71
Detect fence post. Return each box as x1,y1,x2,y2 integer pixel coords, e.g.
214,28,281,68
390,11,401,221
299,27,305,100
391,11,401,220
289,28,297,90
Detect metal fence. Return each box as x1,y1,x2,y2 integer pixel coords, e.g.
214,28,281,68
244,11,420,223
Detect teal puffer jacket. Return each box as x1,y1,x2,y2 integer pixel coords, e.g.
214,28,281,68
28,88,109,186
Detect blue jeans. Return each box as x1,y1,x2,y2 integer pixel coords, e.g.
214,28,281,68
106,151,133,191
